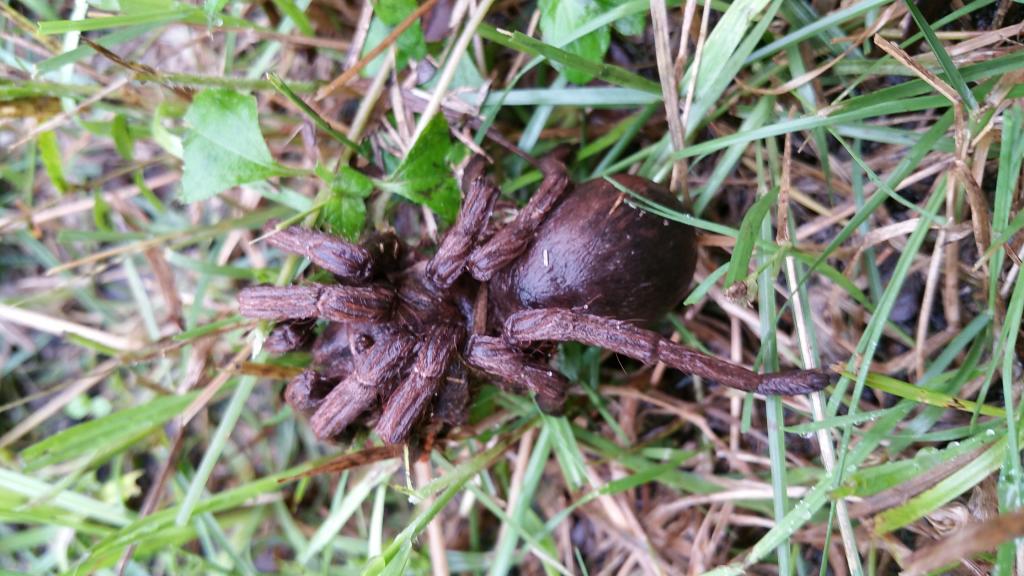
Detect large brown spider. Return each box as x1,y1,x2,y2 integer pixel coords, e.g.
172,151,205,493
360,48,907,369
239,155,832,444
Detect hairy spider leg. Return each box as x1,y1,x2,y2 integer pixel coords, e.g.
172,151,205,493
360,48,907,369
376,324,462,444
503,309,834,395
264,226,381,282
238,284,394,323
426,156,501,289
308,330,417,441
464,335,568,412
467,155,571,281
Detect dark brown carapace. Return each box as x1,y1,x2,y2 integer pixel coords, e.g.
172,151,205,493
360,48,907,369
239,156,832,445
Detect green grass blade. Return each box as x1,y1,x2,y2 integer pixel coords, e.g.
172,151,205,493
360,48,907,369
903,0,978,110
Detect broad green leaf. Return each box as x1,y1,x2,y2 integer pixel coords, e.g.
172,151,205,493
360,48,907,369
538,0,611,85
373,0,416,25
180,89,289,203
382,115,460,223
316,164,372,240
327,165,374,199
323,196,366,241
596,0,645,36
422,53,485,91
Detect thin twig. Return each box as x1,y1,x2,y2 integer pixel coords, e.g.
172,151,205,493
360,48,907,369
315,0,440,101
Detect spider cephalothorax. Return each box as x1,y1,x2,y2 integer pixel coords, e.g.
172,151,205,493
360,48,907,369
239,156,832,444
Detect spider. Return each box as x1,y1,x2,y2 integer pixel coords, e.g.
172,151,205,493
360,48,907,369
239,155,833,444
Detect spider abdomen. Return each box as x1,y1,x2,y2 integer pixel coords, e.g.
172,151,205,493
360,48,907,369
489,175,696,325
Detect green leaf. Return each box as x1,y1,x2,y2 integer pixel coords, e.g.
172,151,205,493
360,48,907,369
37,6,190,34
151,100,183,158
903,0,977,110
93,190,113,232
724,186,778,293
120,0,174,14
316,164,372,241
873,435,1006,534
326,164,374,198
0,468,133,527
539,0,611,84
361,12,425,78
323,196,366,241
477,24,660,95
267,73,361,152
269,0,313,36
204,0,229,16
383,115,460,223
179,88,289,203
542,415,586,492
21,392,197,471
840,370,1005,418
378,541,412,576
373,0,416,25
684,262,728,306
111,114,133,160
596,0,645,36
422,54,485,91
37,130,67,194
301,462,397,563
